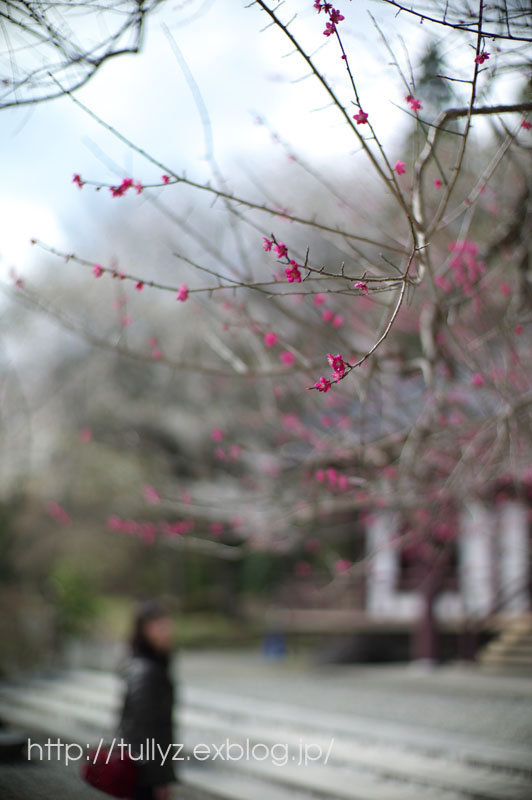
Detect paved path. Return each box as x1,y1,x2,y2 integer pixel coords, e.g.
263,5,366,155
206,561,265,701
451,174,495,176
1,649,531,799
176,650,532,745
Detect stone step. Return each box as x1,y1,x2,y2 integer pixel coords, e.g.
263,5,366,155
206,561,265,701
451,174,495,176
481,651,532,665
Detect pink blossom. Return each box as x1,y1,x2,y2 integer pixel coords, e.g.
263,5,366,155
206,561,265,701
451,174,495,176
280,351,296,366
353,110,368,125
334,558,351,575
10,271,25,290
229,443,242,460
515,324,523,335
315,376,332,392
79,428,92,443
162,174,170,183
323,22,336,36
143,485,161,504
472,372,485,387
46,501,72,526
134,182,143,194
354,281,369,295
151,348,163,360
262,236,273,252
285,260,302,283
110,177,134,197
176,283,189,302
332,314,343,328
475,51,490,64
328,353,346,380
394,161,406,175
211,428,224,441
273,241,288,259
135,281,145,291
121,314,132,327
435,275,452,292
264,332,278,347
522,120,531,130
72,173,83,189
406,95,422,113
322,309,334,323
107,515,123,531
434,179,442,189
499,282,511,296
313,293,326,306
295,561,312,578
210,521,224,537
92,264,104,278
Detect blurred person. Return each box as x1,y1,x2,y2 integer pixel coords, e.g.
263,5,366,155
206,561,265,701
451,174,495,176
117,598,177,800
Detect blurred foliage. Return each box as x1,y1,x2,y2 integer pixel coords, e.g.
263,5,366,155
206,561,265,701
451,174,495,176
48,561,101,638
239,551,286,595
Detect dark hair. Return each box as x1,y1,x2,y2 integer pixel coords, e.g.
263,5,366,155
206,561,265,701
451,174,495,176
130,598,172,667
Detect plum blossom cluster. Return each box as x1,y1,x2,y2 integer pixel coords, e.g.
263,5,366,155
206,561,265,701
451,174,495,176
107,515,195,544
210,427,243,461
314,466,350,491
73,173,143,195
214,443,243,461
406,95,422,113
262,236,303,283
73,173,177,193
312,293,344,327
46,501,72,526
109,177,143,197
314,353,347,392
435,240,486,295
90,257,189,304
313,2,346,37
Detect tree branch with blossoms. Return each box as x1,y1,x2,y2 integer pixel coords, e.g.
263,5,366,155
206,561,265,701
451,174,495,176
3,0,532,626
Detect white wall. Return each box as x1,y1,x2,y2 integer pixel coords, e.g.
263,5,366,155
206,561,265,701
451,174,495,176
498,501,530,615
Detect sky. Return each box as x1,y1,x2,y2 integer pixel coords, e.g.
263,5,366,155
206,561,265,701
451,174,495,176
0,0,525,284
0,0,420,279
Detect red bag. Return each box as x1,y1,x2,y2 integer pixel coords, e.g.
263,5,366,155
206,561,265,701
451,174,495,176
81,743,139,799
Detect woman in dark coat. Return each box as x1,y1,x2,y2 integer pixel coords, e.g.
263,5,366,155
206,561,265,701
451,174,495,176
117,599,177,800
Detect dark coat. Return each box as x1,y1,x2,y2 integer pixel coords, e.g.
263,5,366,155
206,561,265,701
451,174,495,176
117,655,176,788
